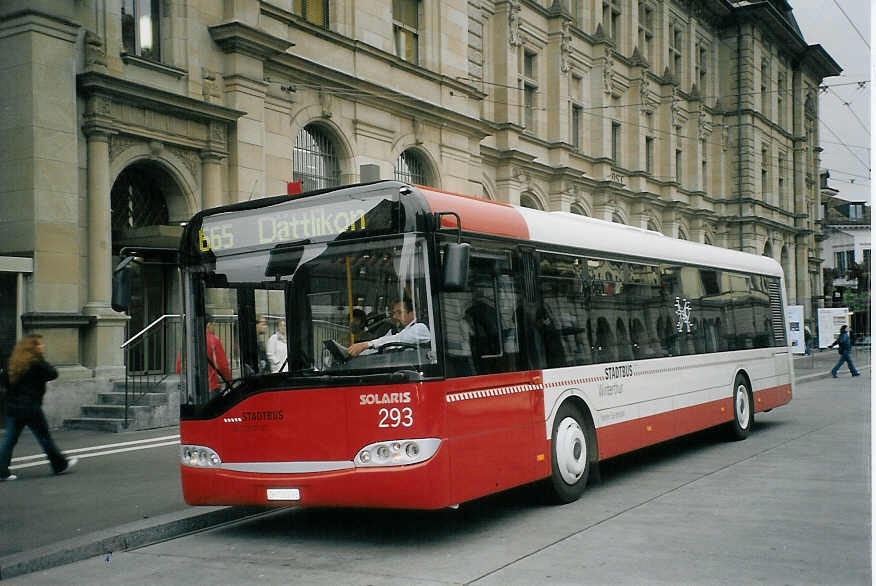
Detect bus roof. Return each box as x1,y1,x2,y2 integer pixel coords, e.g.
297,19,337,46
417,186,783,278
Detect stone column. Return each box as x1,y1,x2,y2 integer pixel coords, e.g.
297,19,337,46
201,151,224,210
84,126,113,310
82,121,127,377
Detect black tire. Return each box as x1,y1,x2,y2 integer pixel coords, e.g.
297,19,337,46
546,402,592,504
728,374,753,441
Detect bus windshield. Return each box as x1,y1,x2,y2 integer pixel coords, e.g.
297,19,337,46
186,233,437,406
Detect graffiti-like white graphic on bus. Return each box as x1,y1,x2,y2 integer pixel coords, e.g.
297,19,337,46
675,297,692,333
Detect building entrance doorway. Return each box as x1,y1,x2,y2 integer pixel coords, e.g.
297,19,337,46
111,161,187,375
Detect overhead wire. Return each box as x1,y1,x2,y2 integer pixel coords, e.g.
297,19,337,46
832,0,869,49
825,86,870,135
820,118,871,174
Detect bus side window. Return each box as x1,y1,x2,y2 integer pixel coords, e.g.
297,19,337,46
537,253,591,368
441,249,521,377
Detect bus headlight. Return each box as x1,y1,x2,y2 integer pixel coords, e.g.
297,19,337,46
354,438,440,468
180,445,222,468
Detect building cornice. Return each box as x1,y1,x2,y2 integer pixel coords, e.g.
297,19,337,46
270,54,491,139
77,71,246,125
208,20,294,59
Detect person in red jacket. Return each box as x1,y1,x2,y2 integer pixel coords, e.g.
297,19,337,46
176,317,232,392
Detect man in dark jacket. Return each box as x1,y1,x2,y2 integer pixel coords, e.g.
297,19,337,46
829,325,861,378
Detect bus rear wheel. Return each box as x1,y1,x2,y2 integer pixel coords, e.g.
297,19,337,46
547,402,591,504
728,374,753,441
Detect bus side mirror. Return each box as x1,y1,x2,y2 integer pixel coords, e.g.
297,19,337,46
442,242,470,291
111,256,135,313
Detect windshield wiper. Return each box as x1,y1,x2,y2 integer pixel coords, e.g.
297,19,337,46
309,370,422,384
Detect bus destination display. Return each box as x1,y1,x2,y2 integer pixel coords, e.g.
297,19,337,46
199,196,398,253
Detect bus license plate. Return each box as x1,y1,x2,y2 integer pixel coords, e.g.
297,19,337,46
267,488,301,501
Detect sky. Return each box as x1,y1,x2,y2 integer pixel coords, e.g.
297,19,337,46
789,0,871,203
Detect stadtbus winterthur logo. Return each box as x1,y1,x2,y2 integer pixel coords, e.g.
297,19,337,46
675,297,692,333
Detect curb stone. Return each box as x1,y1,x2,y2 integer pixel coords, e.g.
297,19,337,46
0,506,271,580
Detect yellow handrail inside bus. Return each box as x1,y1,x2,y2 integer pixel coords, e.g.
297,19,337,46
346,256,354,344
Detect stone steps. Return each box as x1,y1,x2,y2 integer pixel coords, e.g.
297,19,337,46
62,377,180,433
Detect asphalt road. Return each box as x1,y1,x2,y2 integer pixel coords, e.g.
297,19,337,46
8,365,869,585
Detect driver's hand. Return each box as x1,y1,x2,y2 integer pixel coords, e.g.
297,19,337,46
347,341,371,357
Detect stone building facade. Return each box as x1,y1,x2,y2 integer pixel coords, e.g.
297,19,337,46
0,0,839,424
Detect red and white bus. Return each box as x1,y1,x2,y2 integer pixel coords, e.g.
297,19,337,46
173,181,792,508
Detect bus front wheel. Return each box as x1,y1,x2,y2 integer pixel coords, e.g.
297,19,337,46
547,402,591,504
728,374,753,441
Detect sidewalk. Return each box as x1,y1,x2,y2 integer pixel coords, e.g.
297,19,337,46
0,351,870,580
792,345,870,383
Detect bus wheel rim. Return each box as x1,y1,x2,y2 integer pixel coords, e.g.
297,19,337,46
556,416,587,485
736,385,750,429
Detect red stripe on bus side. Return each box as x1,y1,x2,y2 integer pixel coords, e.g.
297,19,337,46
753,383,792,412
595,383,791,461
595,398,730,460
418,187,530,240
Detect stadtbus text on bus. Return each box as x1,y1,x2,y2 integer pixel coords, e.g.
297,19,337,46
152,180,791,509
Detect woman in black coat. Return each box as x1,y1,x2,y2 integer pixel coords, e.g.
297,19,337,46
1,335,77,480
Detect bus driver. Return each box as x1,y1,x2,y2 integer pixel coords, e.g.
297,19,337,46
347,299,430,357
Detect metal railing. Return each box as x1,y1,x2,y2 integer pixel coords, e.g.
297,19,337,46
120,314,182,428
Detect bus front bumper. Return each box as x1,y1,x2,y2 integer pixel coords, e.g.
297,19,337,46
180,445,451,510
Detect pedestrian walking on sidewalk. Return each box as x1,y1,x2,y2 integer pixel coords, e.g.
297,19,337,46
0,335,78,481
828,325,860,378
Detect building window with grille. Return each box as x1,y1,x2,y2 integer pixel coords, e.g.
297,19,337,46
293,0,328,28
675,147,682,183
393,0,419,63
521,51,538,133
760,58,770,117
524,85,536,131
523,50,536,79
645,136,654,175
611,122,621,165
571,104,582,150
293,125,340,192
603,0,621,44
778,153,786,206
638,3,653,65
777,72,786,128
701,139,708,191
761,146,769,201
122,0,161,61
669,23,683,82
835,250,852,273
394,149,430,186
111,165,170,242
695,41,708,93
520,193,542,210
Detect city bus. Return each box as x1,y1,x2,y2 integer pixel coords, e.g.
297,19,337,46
168,180,792,509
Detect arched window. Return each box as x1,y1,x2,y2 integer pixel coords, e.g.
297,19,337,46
677,226,688,240
111,163,169,241
570,202,588,216
611,211,625,224
394,149,429,186
704,233,713,245
293,125,340,192
763,241,773,258
520,193,543,210
646,219,660,233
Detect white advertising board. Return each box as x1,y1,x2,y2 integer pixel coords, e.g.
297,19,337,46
785,305,805,354
817,308,849,348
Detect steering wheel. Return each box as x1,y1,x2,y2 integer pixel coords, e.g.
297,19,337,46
377,342,429,354
323,339,350,362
